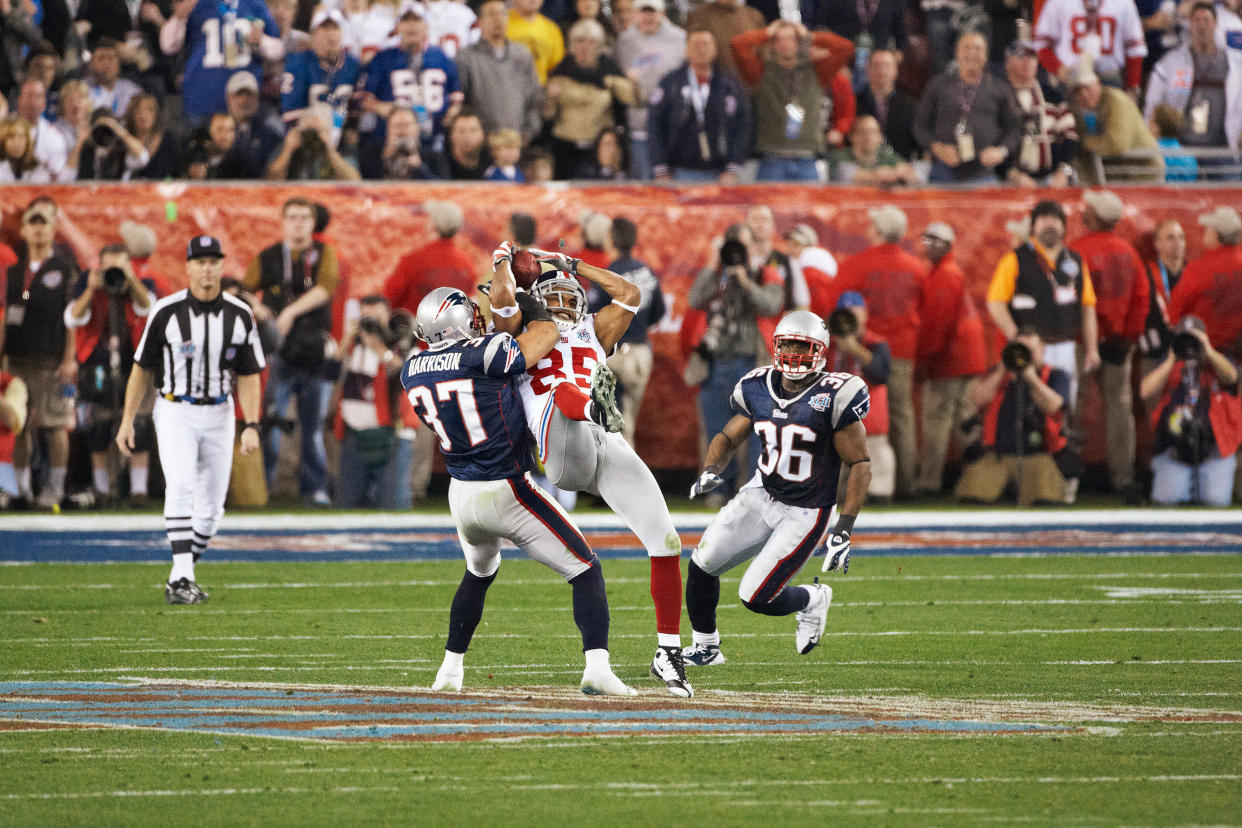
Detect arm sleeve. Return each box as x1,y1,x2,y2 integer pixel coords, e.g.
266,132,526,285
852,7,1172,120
831,376,870,430
1046,367,1071,405
747,280,785,317
729,378,751,415
482,332,527,377
687,266,720,310
1126,249,1151,337
242,256,263,292
864,341,891,384
133,308,165,371
912,76,939,151
314,245,340,295
649,278,667,325
829,72,856,135
724,80,752,172
986,252,1019,303
1080,262,1097,307
234,311,267,374
646,80,671,176
729,30,766,87
280,56,308,116
811,31,855,86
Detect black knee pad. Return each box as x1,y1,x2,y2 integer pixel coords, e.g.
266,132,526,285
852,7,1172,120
131,415,154,452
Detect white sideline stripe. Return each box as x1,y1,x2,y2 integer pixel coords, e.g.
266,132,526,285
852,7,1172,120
2,507,1241,532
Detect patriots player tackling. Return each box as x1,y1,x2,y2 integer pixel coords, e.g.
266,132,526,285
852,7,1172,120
491,244,693,698
684,311,870,665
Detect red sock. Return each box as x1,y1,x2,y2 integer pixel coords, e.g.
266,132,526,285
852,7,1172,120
552,383,592,421
650,556,683,636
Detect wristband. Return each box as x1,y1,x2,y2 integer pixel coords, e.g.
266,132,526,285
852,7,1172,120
833,514,855,534
491,304,519,318
611,298,640,314
242,421,260,433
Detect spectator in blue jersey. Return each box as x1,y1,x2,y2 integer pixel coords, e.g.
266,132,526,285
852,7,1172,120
159,0,283,124
279,9,360,145
84,39,143,117
357,8,462,166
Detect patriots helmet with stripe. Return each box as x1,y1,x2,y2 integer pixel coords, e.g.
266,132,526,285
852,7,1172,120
773,310,829,378
531,271,587,331
415,287,484,344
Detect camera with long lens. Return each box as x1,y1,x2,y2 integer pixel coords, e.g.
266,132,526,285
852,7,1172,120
358,316,388,339
103,266,127,295
719,238,748,269
1171,318,1206,361
388,308,416,352
90,121,117,149
827,308,858,338
1002,341,1033,372
300,126,326,156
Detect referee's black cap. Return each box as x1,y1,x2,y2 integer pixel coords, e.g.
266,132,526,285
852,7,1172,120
186,235,224,261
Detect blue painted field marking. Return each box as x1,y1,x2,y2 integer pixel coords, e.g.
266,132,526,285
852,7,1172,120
0,681,1068,742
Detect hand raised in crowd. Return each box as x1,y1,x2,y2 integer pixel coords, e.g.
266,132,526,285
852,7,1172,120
139,1,166,26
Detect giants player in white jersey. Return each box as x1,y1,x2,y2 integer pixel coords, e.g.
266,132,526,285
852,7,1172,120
1034,0,1147,91
491,245,692,698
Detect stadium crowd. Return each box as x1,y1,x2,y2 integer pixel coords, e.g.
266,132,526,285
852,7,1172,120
0,0,1235,184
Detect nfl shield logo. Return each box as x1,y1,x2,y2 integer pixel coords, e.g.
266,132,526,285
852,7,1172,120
225,346,237,360
179,343,196,355
809,393,831,412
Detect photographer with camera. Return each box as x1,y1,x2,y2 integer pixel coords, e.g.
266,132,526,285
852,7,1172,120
1140,316,1241,506
955,327,1077,506
265,106,360,182
687,221,783,503
331,295,412,508
74,107,151,181
64,244,156,506
369,108,437,180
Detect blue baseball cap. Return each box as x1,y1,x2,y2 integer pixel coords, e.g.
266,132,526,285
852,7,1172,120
837,291,866,309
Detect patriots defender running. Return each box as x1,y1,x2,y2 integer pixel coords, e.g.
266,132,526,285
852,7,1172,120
405,270,635,697
684,311,871,665
492,244,692,698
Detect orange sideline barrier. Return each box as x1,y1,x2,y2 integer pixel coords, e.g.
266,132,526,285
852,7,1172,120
2,182,1239,470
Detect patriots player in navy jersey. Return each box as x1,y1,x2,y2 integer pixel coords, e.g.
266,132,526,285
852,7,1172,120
683,311,872,665
280,10,361,139
358,9,463,156
160,0,282,122
404,261,636,697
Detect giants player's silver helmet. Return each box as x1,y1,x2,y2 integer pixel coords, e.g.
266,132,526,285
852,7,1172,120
772,310,829,377
415,287,484,344
531,272,588,331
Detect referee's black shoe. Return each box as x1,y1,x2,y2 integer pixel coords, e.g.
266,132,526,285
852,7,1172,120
165,578,208,605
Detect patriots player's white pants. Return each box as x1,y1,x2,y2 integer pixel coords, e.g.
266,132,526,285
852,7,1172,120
690,480,832,604
448,473,596,581
541,412,681,558
152,398,234,554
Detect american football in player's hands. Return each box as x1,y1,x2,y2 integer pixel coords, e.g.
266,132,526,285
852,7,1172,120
511,249,542,289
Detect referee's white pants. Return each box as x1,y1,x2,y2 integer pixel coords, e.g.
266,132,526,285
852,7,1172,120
153,398,234,550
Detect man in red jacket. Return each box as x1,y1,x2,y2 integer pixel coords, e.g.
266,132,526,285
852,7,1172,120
827,204,927,498
1069,190,1149,499
915,222,987,496
1168,206,1242,502
383,200,479,315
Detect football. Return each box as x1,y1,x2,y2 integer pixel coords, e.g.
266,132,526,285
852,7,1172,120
511,249,542,290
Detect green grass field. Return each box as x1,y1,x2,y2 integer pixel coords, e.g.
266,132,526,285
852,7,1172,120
2,553,1240,826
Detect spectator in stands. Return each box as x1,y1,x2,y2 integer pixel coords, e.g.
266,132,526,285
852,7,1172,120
855,49,919,162
431,107,491,179
367,107,437,179
510,211,537,248
1138,0,1181,71
1152,104,1201,182
1035,0,1147,94
0,0,39,98
521,144,555,181
684,0,764,80
914,32,1022,185
1002,39,1079,187
76,108,150,180
0,198,79,509
125,93,183,180
507,0,565,84
423,0,478,58
688,222,782,501
457,0,542,143
21,42,62,104
0,117,38,181
614,0,685,180
333,294,408,508
64,243,155,506
0,368,26,510
562,0,616,46
572,126,626,179
611,0,635,33
827,292,897,499
828,205,926,498
1143,2,1241,181
730,21,854,181
242,196,341,506
266,106,361,181
648,29,750,182
987,199,1100,410
1070,190,1149,499
15,78,71,182
1146,218,1186,337
52,81,90,155
574,211,613,270
814,0,907,83
542,19,634,179
1068,61,1162,183
783,223,837,319
829,114,918,185
223,72,282,176
915,221,987,496
383,200,475,315
341,0,397,63
159,0,283,125
279,10,361,140
84,39,142,117
594,217,666,446
1169,207,1242,365
186,113,259,179
955,326,1075,506
747,204,807,312
1141,314,1240,505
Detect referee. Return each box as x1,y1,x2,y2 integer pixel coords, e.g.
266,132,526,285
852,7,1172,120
115,236,265,604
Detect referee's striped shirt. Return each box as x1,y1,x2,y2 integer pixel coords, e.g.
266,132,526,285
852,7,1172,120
134,289,266,401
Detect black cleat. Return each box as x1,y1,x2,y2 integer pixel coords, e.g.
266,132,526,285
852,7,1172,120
649,646,693,697
165,578,208,605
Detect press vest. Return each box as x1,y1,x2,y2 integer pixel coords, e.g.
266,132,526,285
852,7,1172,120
1009,243,1085,343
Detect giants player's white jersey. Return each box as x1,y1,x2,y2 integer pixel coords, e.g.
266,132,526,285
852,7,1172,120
518,316,607,464
1034,0,1146,77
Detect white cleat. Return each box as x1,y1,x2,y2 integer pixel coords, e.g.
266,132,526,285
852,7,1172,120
432,664,463,692
794,583,832,655
581,664,638,696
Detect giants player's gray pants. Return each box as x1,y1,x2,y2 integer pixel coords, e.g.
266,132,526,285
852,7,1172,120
152,398,234,555
541,412,681,559
448,473,596,580
691,482,832,603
